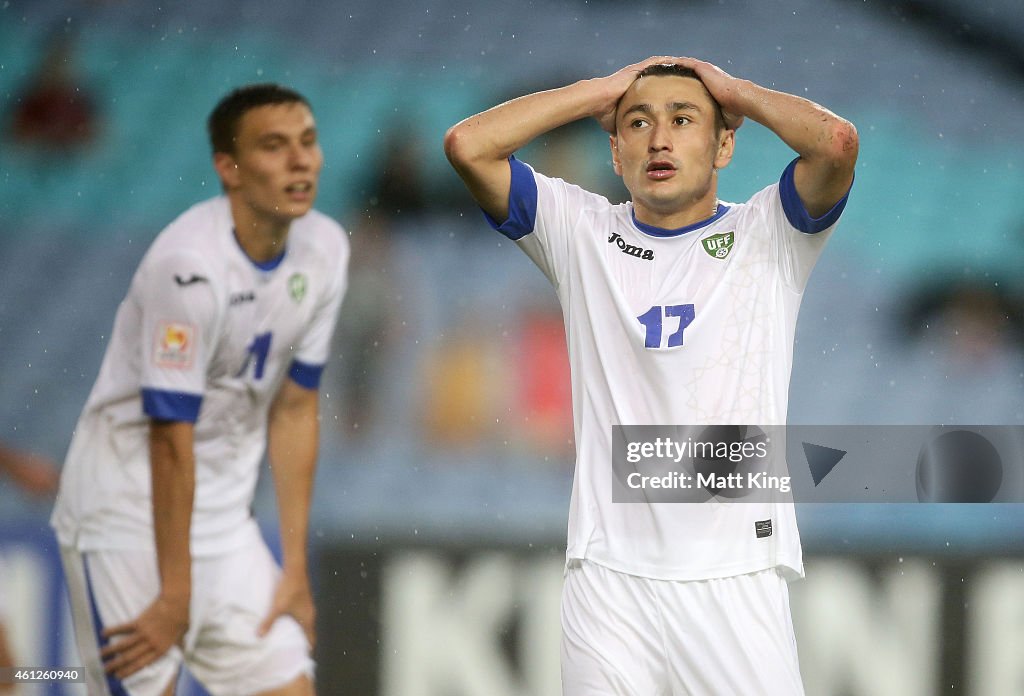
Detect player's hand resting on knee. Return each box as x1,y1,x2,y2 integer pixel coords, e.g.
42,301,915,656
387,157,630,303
258,571,317,649
100,595,189,679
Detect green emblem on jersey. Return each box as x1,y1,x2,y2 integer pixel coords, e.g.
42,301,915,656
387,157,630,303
288,273,307,303
701,231,734,259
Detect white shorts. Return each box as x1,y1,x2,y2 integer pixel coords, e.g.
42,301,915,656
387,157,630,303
60,526,314,696
560,560,804,696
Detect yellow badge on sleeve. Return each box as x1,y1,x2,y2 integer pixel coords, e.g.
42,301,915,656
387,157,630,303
154,321,196,368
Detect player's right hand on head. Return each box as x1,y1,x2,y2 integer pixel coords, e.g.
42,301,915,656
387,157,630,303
100,596,189,680
594,56,681,133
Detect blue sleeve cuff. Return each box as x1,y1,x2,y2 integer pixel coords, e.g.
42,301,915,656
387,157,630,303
779,157,852,234
482,156,538,241
289,359,324,390
142,388,202,422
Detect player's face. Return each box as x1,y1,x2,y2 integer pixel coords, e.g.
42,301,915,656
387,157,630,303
217,102,323,224
610,76,733,226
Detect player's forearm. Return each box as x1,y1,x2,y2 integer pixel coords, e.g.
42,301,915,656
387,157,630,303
731,80,857,171
149,420,195,606
444,79,611,167
268,383,319,574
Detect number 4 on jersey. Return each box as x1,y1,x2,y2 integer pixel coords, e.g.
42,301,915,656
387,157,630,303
637,304,695,349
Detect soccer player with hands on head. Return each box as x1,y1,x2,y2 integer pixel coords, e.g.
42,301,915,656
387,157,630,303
446,56,856,695
51,84,348,696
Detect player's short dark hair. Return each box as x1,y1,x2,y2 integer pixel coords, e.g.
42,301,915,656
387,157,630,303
636,64,727,134
207,83,310,154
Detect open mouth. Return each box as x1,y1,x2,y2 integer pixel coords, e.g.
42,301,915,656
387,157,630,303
646,161,676,180
285,182,314,195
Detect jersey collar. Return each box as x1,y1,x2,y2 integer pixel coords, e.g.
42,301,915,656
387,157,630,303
231,227,287,271
631,203,731,238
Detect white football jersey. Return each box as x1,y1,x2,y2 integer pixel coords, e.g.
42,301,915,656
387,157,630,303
489,157,849,580
51,197,349,556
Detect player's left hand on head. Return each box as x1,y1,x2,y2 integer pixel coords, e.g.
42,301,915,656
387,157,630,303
258,571,317,649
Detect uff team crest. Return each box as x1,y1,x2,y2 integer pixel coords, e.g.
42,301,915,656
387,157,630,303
701,231,734,259
288,273,307,303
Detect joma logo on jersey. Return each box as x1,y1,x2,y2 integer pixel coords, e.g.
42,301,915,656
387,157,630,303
607,232,654,261
230,291,255,306
701,231,734,259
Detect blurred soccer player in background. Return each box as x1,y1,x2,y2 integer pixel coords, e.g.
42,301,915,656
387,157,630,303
445,56,857,694
51,84,349,696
